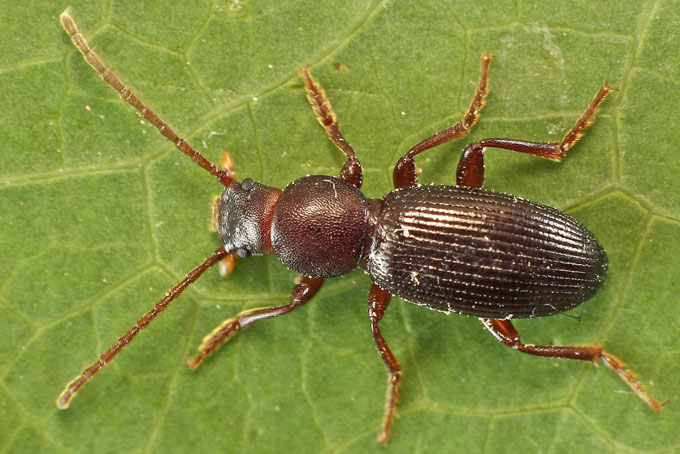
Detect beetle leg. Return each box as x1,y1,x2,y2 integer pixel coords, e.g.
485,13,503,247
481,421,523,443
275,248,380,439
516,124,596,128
368,284,402,443
480,318,665,411
57,248,228,409
187,276,323,369
393,54,491,189
456,84,613,189
298,67,363,188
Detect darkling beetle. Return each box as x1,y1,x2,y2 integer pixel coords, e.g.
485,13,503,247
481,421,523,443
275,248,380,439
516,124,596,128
58,10,664,443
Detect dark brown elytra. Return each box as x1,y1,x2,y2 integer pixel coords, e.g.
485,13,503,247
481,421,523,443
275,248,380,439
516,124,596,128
58,10,665,443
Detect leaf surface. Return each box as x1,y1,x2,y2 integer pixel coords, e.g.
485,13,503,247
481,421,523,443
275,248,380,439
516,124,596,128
1,1,679,453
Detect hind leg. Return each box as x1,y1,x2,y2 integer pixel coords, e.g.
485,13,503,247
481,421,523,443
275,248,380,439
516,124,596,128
481,318,665,410
456,84,613,189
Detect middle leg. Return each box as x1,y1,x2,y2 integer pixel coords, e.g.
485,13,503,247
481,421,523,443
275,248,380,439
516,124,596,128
368,284,402,443
393,54,492,188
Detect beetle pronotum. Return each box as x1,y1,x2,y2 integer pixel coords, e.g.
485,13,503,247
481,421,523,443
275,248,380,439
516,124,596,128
57,9,664,443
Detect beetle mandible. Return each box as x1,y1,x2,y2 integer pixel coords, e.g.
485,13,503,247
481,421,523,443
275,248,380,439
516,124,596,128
57,10,664,443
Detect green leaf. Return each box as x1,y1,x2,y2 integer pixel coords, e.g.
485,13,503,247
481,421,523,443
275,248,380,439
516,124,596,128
1,1,678,453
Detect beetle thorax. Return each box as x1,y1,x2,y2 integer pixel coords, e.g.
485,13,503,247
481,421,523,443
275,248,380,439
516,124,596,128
271,175,369,278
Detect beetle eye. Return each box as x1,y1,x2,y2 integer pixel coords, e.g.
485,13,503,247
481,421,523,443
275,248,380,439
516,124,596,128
241,178,255,192
236,247,251,258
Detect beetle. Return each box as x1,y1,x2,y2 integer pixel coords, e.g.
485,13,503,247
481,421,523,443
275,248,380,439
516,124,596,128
57,10,663,443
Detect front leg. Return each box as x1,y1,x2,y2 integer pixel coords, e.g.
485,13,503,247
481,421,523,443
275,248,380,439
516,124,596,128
299,68,363,188
368,284,402,443
188,276,323,369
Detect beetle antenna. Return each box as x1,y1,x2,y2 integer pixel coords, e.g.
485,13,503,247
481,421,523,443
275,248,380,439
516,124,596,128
59,10,233,187
56,247,229,409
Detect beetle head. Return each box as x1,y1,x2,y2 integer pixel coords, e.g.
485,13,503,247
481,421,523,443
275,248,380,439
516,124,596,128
215,179,282,258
